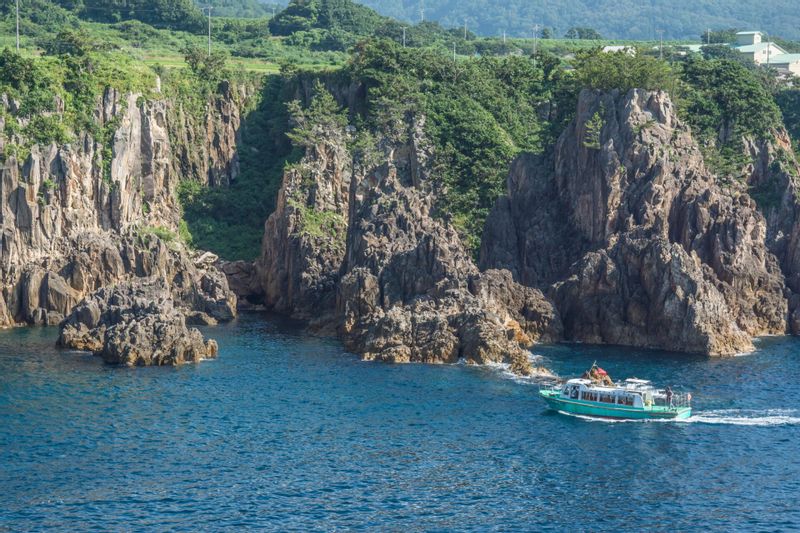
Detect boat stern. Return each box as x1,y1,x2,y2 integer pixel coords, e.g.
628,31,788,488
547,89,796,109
673,407,692,420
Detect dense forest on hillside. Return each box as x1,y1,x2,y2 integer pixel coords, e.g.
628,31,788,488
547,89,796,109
193,0,279,19
357,0,800,40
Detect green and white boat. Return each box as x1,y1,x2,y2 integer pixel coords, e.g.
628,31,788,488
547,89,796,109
539,370,692,420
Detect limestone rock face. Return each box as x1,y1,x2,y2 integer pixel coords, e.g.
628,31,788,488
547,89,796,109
0,83,248,332
482,89,788,354
742,129,800,332
218,260,262,307
257,114,560,374
170,80,253,187
59,281,218,366
256,122,351,320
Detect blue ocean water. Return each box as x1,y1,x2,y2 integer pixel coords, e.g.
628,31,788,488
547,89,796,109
1,313,799,532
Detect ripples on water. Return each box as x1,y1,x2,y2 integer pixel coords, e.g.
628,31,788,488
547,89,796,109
1,314,799,531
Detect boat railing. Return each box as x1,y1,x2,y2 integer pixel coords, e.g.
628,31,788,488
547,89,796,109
651,391,691,409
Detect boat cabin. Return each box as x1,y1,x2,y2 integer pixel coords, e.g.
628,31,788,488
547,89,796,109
560,378,656,409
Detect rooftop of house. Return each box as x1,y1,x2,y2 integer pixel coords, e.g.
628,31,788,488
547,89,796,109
770,53,800,64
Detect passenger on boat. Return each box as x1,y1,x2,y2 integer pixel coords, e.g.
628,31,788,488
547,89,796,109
582,365,614,386
666,386,674,408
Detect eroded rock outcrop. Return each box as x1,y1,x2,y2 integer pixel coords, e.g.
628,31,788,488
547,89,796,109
742,130,800,331
59,281,218,366
0,80,249,364
258,113,560,374
256,120,350,321
482,88,789,354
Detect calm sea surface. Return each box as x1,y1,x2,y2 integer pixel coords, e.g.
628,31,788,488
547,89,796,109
1,313,799,532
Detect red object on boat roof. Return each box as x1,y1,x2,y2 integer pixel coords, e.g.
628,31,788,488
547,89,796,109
596,367,608,375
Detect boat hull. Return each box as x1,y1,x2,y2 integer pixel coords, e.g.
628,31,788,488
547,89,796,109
540,391,692,420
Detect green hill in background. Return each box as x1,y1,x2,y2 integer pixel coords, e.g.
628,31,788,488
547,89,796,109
338,0,800,40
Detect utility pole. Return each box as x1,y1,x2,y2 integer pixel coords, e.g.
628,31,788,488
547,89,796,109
503,30,506,45
656,29,664,60
533,23,539,68
766,33,771,66
706,28,710,45
402,26,406,48
15,0,19,52
453,42,456,62
206,6,213,57
420,0,424,22
464,19,467,40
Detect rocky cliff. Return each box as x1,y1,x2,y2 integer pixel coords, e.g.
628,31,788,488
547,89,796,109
482,89,793,355
256,108,560,375
0,80,250,364
742,130,800,331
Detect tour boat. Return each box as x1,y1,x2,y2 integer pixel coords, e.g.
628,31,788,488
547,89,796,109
539,365,692,420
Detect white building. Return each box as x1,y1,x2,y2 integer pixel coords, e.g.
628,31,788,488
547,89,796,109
734,31,800,75
602,45,636,56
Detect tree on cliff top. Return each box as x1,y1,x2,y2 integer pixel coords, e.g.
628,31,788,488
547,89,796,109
183,45,229,83
572,49,676,93
286,80,347,147
679,56,782,142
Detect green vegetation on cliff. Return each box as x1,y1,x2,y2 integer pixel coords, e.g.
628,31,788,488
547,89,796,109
678,56,784,181
0,40,156,158
179,72,302,260
350,39,563,253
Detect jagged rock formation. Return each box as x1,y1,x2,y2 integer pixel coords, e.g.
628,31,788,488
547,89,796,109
256,122,351,321
218,260,263,307
59,280,218,366
482,89,790,355
257,114,560,374
170,80,254,187
4,232,235,327
742,130,800,331
0,80,249,363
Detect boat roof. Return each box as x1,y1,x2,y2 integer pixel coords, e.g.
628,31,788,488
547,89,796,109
566,378,592,385
565,377,657,394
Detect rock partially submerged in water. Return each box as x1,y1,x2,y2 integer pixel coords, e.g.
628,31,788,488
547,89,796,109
58,281,218,366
